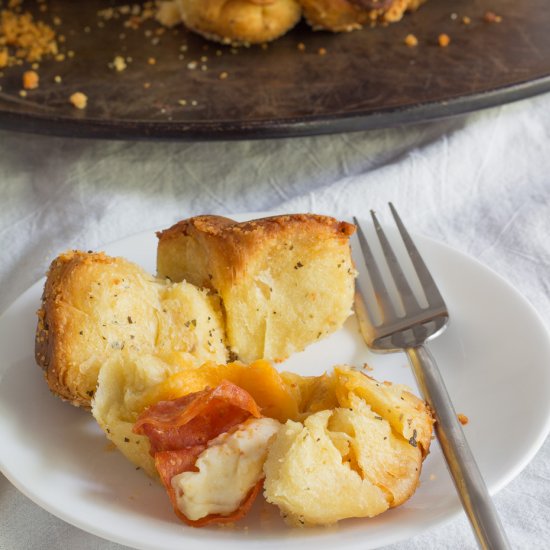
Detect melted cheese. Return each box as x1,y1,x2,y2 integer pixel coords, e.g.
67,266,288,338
171,417,281,520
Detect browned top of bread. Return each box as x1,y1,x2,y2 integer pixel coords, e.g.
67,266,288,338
158,214,355,241
157,214,355,294
157,214,355,287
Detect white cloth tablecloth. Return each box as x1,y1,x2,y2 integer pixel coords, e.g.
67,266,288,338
1,92,550,550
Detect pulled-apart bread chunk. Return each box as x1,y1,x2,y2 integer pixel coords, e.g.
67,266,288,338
177,0,302,44
299,0,425,32
157,214,356,363
133,380,281,526
263,366,433,526
93,353,432,528
36,251,227,408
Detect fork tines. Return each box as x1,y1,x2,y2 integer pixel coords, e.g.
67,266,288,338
353,203,448,347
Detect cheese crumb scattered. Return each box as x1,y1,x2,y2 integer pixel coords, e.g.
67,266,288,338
0,9,59,64
70,91,88,109
438,33,451,47
404,34,418,47
113,55,127,72
483,11,502,23
23,70,39,90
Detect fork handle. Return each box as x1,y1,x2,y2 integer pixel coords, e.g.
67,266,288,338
406,345,511,550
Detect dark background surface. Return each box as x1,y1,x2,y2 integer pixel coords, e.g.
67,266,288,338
0,0,549,140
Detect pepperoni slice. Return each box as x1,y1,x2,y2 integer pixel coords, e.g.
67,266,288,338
133,380,263,526
133,379,261,454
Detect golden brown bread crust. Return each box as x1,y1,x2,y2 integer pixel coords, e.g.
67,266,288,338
177,0,302,44
157,214,356,363
36,250,227,408
157,214,355,288
36,251,119,407
263,366,434,525
299,0,425,32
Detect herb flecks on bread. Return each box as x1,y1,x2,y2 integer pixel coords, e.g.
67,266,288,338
35,251,227,408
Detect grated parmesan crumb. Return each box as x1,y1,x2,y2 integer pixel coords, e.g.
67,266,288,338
112,55,127,72
404,33,418,47
70,91,88,109
438,33,451,47
22,69,39,89
483,11,502,24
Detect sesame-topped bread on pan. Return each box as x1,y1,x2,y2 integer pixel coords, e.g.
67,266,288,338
35,250,227,408
156,214,357,364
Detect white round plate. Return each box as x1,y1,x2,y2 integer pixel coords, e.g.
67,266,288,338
1,223,550,550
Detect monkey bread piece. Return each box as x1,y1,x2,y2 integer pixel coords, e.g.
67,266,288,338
156,214,357,364
299,0,425,32
35,250,227,408
263,366,434,526
177,0,302,44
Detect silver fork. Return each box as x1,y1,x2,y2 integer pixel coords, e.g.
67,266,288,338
353,204,510,550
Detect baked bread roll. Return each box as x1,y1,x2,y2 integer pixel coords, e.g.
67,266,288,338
299,0,425,32
35,251,227,408
177,0,302,44
263,367,434,526
156,214,356,363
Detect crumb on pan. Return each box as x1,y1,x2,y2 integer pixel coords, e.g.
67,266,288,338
0,7,59,65
438,33,450,47
70,91,88,109
404,33,418,47
483,11,502,24
457,413,469,425
462,15,471,25
22,69,39,89
112,55,127,72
